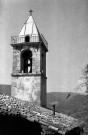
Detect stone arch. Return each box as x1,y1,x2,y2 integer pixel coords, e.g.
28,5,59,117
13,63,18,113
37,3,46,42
21,50,32,73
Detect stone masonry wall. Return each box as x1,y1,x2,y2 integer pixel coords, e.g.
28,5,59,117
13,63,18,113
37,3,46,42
32,47,40,74
12,44,45,106
11,76,41,105
41,47,46,75
40,47,47,107
41,76,46,107
12,48,21,74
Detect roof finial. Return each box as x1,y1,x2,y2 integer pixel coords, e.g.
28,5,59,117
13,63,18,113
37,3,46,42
29,9,33,16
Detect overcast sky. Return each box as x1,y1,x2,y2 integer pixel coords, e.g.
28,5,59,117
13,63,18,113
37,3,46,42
0,0,88,93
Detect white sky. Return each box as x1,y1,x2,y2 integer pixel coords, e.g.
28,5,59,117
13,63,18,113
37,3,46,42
0,0,88,93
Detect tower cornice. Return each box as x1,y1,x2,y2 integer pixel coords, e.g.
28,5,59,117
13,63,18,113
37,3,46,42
11,41,48,52
11,73,47,79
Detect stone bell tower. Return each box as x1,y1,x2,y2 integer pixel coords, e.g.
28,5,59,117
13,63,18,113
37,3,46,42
11,10,48,107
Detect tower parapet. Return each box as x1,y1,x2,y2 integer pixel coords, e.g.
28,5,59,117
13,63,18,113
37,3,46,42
11,34,48,51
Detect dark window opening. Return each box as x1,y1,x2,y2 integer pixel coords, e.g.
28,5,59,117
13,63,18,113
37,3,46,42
21,50,32,73
25,35,30,42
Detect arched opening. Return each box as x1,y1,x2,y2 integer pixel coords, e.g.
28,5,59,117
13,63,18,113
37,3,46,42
25,35,30,42
21,50,32,73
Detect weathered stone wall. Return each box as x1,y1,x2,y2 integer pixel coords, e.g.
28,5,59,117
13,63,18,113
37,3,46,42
12,48,21,74
11,44,47,106
40,47,47,107
11,76,41,105
41,76,47,107
32,47,40,74
41,47,46,75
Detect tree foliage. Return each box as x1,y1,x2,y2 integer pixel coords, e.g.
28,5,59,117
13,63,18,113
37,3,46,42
82,64,88,92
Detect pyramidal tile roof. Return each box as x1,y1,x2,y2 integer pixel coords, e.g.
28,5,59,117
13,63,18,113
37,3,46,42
19,11,39,36
11,11,48,51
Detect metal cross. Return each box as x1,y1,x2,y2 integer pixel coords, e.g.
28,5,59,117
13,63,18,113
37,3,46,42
29,9,33,16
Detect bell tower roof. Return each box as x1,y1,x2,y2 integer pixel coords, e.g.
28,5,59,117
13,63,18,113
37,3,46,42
19,10,39,36
11,10,48,51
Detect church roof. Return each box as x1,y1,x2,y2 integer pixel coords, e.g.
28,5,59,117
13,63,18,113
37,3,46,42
0,94,84,135
19,10,39,36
